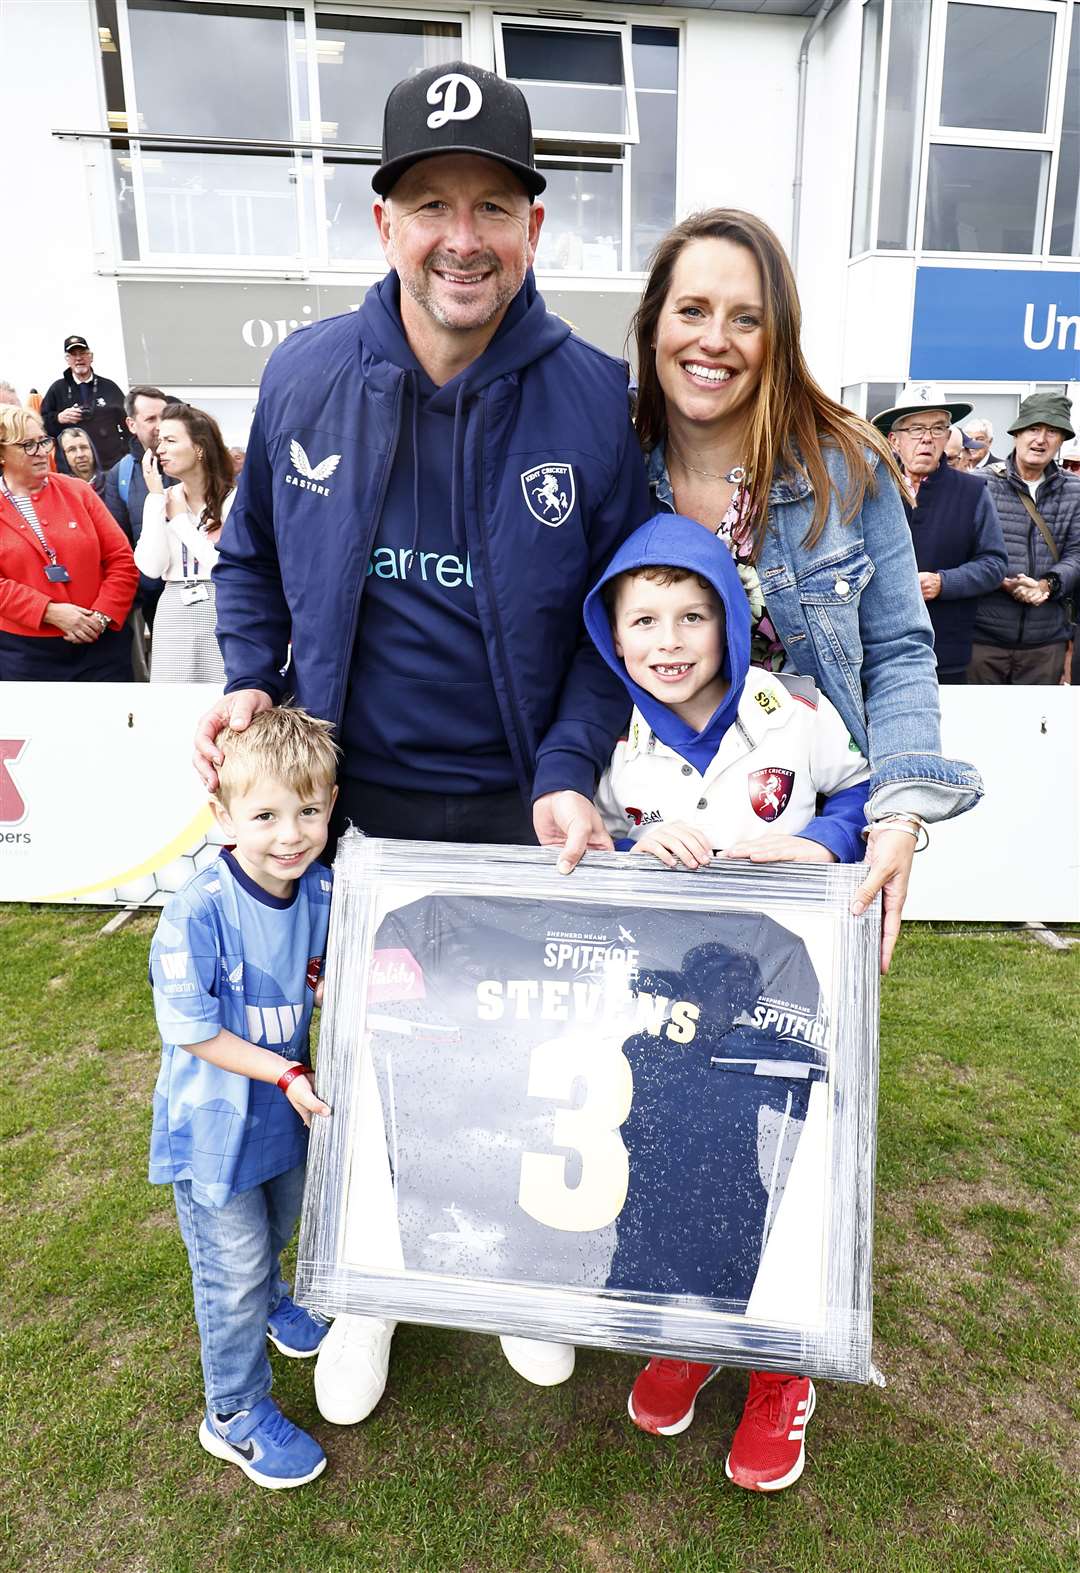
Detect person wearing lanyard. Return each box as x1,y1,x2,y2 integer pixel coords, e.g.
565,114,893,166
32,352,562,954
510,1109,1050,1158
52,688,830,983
134,403,236,684
0,407,138,681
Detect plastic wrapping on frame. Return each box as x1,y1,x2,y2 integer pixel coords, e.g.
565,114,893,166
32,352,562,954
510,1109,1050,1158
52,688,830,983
296,833,881,1383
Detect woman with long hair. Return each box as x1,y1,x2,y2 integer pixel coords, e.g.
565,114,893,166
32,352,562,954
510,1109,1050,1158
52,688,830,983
622,209,981,1488
135,402,235,683
633,209,980,952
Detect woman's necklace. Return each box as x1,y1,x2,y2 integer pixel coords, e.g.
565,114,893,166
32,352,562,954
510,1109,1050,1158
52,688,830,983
668,437,746,486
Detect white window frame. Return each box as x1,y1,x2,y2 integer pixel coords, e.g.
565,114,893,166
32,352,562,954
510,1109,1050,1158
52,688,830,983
917,0,1069,260
493,13,640,147
109,0,468,271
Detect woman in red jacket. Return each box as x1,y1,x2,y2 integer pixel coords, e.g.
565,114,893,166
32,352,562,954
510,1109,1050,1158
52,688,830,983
0,407,138,680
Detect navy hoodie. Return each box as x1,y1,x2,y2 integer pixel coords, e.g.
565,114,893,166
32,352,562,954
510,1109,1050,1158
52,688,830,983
583,515,869,861
345,277,562,792
214,271,651,802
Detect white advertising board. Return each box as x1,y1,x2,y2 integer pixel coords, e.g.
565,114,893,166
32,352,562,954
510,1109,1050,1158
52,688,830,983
0,683,224,905
0,684,1076,919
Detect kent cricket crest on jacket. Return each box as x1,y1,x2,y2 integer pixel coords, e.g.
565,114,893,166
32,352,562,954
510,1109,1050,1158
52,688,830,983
584,513,871,864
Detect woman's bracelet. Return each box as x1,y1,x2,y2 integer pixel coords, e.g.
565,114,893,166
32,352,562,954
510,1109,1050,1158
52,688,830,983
869,814,930,852
277,1062,312,1093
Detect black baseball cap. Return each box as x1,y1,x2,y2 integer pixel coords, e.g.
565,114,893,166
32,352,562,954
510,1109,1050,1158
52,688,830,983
64,335,90,353
373,61,545,200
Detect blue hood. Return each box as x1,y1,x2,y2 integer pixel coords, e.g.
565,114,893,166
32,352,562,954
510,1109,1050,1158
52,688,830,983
583,514,751,774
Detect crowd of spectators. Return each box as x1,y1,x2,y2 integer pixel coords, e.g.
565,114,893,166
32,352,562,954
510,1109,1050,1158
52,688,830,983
1,339,1079,688
0,338,234,683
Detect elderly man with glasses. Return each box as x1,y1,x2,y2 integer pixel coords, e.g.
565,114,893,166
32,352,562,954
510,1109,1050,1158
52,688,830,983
40,335,128,469
872,385,1007,685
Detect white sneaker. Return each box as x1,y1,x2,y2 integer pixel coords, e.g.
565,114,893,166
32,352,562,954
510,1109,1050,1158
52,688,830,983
314,1314,396,1425
499,1335,575,1386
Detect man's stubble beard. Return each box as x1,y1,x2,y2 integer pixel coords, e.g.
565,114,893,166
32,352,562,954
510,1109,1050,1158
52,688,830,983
400,251,525,332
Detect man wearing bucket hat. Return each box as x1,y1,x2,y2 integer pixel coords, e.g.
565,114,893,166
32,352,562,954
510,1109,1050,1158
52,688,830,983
969,391,1080,684
197,61,650,1414
872,385,1007,684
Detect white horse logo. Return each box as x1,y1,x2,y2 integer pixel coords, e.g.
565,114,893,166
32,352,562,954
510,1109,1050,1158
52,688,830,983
520,463,576,527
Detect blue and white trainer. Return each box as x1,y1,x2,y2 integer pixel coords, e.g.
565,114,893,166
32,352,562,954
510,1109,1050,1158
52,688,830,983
267,1295,330,1358
198,1397,326,1489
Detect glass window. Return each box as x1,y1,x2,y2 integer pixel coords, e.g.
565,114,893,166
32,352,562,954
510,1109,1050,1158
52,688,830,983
1051,11,1080,255
629,27,677,271
311,14,461,148
940,3,1054,136
140,150,304,258
924,144,1048,252
850,0,883,255
126,2,301,140
534,161,622,272
321,159,384,263
866,383,903,422
500,22,633,140
878,0,930,249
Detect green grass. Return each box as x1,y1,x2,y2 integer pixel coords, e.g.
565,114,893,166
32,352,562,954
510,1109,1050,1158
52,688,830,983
0,907,1077,1572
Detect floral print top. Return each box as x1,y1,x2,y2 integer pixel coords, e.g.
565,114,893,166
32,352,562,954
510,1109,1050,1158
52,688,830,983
646,445,786,672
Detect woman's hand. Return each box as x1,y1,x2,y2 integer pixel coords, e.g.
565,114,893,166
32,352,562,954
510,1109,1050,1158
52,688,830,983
724,832,837,864
851,826,918,974
630,821,714,870
43,602,102,643
142,448,164,495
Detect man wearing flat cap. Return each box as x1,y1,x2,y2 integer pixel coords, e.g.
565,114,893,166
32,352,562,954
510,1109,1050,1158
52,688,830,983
197,62,650,1414
40,336,128,469
968,392,1080,684
872,385,1007,684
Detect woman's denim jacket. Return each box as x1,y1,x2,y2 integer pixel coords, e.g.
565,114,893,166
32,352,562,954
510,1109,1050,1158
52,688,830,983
648,444,983,822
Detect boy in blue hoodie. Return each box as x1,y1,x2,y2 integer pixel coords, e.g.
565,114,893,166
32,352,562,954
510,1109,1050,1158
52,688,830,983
581,513,871,1493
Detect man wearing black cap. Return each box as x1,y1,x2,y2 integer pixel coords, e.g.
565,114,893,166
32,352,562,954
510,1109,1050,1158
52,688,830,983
969,392,1080,684
199,61,650,1407
41,337,128,469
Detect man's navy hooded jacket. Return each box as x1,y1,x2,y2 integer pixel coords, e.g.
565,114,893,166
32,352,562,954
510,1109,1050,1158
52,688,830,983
214,272,650,801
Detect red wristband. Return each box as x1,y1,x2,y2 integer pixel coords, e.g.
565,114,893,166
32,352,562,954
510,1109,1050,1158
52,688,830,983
277,1063,312,1093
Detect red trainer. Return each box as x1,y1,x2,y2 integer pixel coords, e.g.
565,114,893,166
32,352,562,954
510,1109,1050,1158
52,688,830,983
725,1371,816,1491
627,1359,717,1436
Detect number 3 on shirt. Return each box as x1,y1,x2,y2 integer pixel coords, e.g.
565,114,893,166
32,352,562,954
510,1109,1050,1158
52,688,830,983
517,1034,633,1232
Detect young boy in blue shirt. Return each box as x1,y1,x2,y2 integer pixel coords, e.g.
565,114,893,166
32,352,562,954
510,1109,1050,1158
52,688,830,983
149,707,338,1489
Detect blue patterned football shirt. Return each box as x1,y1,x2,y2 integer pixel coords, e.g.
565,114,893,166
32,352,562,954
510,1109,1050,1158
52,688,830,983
148,850,333,1207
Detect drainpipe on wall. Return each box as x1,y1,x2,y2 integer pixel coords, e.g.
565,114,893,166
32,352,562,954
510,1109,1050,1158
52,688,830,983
791,0,843,273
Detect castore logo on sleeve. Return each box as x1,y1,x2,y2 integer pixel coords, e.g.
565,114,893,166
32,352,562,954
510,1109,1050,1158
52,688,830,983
286,439,341,497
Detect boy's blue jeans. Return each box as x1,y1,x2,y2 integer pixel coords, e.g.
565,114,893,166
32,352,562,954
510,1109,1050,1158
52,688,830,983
173,1162,306,1414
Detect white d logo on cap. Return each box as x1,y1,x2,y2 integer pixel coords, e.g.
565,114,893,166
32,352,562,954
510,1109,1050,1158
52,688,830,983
426,73,483,130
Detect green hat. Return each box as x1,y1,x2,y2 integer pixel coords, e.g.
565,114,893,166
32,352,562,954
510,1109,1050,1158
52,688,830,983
1008,391,1075,439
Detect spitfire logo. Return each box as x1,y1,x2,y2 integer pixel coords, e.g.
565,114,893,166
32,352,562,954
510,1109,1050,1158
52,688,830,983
521,463,576,527
286,440,341,497
426,73,482,130
748,766,795,822
0,739,28,825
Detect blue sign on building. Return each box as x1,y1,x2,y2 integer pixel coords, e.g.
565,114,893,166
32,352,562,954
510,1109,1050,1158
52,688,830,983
911,267,1080,380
